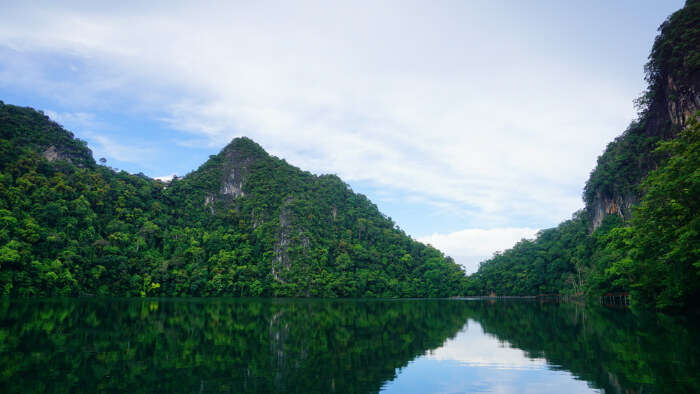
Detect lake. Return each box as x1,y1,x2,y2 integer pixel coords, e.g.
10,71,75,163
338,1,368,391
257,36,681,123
1,298,698,393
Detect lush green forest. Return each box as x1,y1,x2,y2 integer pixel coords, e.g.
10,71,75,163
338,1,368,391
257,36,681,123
467,0,699,310
0,102,466,298
1,1,697,306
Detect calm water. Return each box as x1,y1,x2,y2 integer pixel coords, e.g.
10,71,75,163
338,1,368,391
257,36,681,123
1,298,698,393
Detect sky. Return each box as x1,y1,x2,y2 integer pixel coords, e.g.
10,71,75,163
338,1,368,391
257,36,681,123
0,0,684,273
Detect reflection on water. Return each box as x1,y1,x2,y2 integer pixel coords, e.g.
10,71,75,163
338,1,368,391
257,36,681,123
453,301,700,394
383,319,596,393
0,298,698,393
425,320,550,370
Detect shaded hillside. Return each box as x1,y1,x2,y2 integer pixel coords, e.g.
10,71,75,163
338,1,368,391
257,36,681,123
0,101,466,298
467,1,699,310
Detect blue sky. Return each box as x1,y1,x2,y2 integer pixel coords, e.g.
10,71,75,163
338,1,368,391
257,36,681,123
0,0,684,272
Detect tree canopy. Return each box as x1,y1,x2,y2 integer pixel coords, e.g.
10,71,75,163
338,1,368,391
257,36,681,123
0,102,467,298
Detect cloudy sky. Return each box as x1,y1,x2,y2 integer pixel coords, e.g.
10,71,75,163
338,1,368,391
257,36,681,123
0,0,683,272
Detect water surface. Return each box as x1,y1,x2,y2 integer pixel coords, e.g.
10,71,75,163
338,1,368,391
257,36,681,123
0,298,698,393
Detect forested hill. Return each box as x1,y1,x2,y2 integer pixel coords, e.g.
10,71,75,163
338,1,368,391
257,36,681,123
0,101,467,297
467,0,699,310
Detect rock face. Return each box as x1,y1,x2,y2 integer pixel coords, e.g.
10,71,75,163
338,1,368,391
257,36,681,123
586,1,699,231
42,144,87,166
665,74,700,130
219,141,253,199
588,192,638,230
203,138,256,210
42,145,63,162
272,198,311,284
220,167,245,198
641,73,700,140
586,75,697,230
272,198,294,283
197,137,312,283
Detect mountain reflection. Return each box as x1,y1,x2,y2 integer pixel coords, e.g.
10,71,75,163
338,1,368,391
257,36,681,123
1,299,698,393
0,299,470,393
457,301,700,394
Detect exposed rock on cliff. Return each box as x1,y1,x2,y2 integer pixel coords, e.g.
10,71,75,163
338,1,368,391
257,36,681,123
272,197,312,283
1,100,467,298
201,137,263,212
218,139,255,199
584,0,699,230
588,192,638,230
1,102,95,168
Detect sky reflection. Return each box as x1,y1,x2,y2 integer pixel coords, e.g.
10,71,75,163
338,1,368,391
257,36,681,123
382,319,598,393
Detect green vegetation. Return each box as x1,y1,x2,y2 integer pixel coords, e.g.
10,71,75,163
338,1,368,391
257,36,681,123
466,211,591,296
582,120,660,211
0,102,466,298
468,0,699,311
605,122,700,309
468,118,699,309
1,2,696,307
645,0,700,107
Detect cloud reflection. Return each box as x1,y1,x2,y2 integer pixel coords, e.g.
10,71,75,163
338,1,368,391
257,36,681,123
382,319,598,393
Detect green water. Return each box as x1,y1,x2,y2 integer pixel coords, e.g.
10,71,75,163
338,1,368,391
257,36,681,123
0,298,698,393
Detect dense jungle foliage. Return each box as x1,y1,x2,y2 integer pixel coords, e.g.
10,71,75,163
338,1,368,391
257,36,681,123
468,116,699,309
0,102,466,298
468,1,699,310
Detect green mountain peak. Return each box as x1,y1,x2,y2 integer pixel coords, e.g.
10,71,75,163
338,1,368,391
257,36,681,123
0,103,467,298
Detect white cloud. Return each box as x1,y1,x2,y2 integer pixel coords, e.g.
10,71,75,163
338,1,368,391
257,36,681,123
154,174,177,182
88,134,154,165
419,227,539,273
0,1,660,233
38,111,154,166
44,111,98,129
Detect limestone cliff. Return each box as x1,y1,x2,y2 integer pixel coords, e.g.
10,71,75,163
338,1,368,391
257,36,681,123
202,137,259,212
584,0,699,230
168,137,354,288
